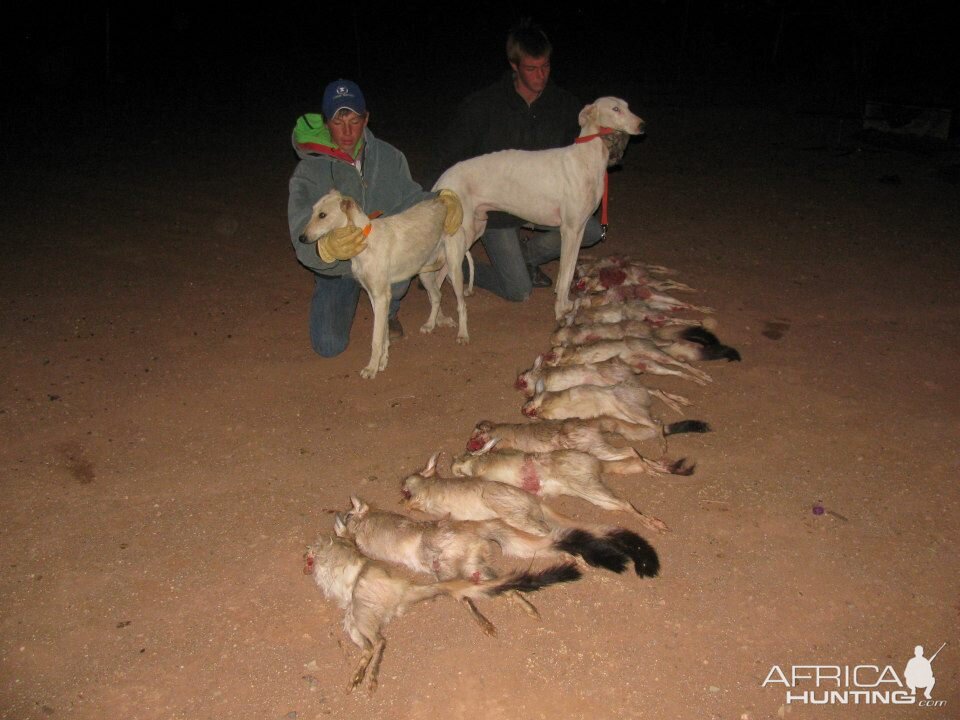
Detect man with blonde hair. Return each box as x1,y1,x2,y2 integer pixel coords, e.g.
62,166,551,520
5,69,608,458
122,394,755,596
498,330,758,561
435,20,604,300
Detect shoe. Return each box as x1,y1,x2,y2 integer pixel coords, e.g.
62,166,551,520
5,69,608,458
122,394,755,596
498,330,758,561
388,317,404,340
527,264,552,288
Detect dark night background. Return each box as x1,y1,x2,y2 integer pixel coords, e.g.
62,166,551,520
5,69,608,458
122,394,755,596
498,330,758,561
2,5,959,717
2,0,958,163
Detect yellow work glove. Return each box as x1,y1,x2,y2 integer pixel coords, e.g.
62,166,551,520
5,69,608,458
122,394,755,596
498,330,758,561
317,225,367,263
437,189,463,235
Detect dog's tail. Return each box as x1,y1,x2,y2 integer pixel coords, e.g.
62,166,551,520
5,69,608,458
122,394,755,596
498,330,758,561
437,189,464,235
465,250,475,296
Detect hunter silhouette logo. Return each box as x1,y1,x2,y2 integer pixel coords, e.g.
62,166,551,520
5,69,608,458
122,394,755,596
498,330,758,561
905,643,944,700
762,642,948,707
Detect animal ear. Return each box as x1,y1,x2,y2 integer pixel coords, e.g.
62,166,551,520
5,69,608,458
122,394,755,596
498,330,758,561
472,437,498,456
533,354,543,370
350,495,368,515
339,197,353,213
578,103,598,128
535,378,545,395
423,452,439,477
333,513,347,536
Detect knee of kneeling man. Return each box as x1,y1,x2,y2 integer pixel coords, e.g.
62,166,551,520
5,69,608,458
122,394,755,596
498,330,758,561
582,231,604,248
502,287,532,303
311,336,349,358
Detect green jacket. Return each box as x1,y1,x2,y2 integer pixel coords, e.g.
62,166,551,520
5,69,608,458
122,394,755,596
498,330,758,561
288,115,430,275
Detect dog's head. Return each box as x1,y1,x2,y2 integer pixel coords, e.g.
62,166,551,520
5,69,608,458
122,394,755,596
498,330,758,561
298,189,356,244
578,97,645,136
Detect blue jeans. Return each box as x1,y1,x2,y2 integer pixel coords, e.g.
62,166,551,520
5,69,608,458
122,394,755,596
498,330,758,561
309,274,409,357
470,216,604,302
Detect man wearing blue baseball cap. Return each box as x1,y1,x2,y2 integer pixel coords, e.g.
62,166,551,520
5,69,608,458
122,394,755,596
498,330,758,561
288,79,431,356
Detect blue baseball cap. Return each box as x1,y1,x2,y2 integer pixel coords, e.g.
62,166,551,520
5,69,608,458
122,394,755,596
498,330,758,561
322,80,367,119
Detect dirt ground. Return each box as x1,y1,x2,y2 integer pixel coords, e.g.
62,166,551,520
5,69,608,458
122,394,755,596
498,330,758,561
1,92,958,720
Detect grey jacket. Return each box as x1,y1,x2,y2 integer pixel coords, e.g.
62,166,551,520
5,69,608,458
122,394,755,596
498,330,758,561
288,127,430,276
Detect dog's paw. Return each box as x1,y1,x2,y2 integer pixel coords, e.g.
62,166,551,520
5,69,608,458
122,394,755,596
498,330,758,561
436,315,456,328
359,366,378,379
554,303,574,321
456,334,470,345
419,322,435,334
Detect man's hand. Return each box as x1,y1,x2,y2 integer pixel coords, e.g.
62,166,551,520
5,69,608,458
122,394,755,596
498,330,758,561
317,225,367,263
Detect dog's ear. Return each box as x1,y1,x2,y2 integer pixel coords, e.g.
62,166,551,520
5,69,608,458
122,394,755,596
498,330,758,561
578,103,598,129
535,378,545,395
333,513,348,536
339,197,353,213
533,354,543,370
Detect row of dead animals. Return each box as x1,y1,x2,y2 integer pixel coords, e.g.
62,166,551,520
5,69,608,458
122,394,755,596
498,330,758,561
304,255,741,693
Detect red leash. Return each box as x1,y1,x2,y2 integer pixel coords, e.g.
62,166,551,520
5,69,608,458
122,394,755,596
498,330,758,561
574,127,615,237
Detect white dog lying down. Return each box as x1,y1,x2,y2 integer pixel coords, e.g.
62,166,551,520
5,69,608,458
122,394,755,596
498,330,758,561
299,190,463,379
434,96,645,326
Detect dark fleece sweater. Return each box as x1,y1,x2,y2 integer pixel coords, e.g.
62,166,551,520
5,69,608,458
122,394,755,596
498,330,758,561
435,73,583,228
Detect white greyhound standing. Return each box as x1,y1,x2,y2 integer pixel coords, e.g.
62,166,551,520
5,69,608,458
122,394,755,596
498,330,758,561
433,96,645,330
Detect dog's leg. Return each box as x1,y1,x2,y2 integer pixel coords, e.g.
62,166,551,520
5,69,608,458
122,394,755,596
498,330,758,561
444,230,470,344
464,250,475,297
361,289,391,379
554,220,589,320
419,269,455,333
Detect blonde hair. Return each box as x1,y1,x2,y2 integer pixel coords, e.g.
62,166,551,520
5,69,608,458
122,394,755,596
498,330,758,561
506,20,552,65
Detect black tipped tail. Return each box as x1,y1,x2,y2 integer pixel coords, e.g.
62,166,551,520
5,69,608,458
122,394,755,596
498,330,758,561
680,326,721,347
492,562,582,595
554,529,629,574
699,343,741,362
667,458,696,476
665,420,711,436
605,529,660,578
680,327,741,361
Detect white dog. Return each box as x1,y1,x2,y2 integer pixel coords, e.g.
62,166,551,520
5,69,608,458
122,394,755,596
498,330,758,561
433,97,645,326
299,191,463,379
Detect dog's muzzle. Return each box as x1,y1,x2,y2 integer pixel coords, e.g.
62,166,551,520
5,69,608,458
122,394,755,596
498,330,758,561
298,233,318,245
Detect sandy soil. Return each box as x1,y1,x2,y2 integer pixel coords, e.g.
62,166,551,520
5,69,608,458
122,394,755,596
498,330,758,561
1,94,958,720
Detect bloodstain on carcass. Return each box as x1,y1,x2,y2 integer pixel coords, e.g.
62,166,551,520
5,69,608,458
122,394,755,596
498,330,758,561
520,458,541,494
